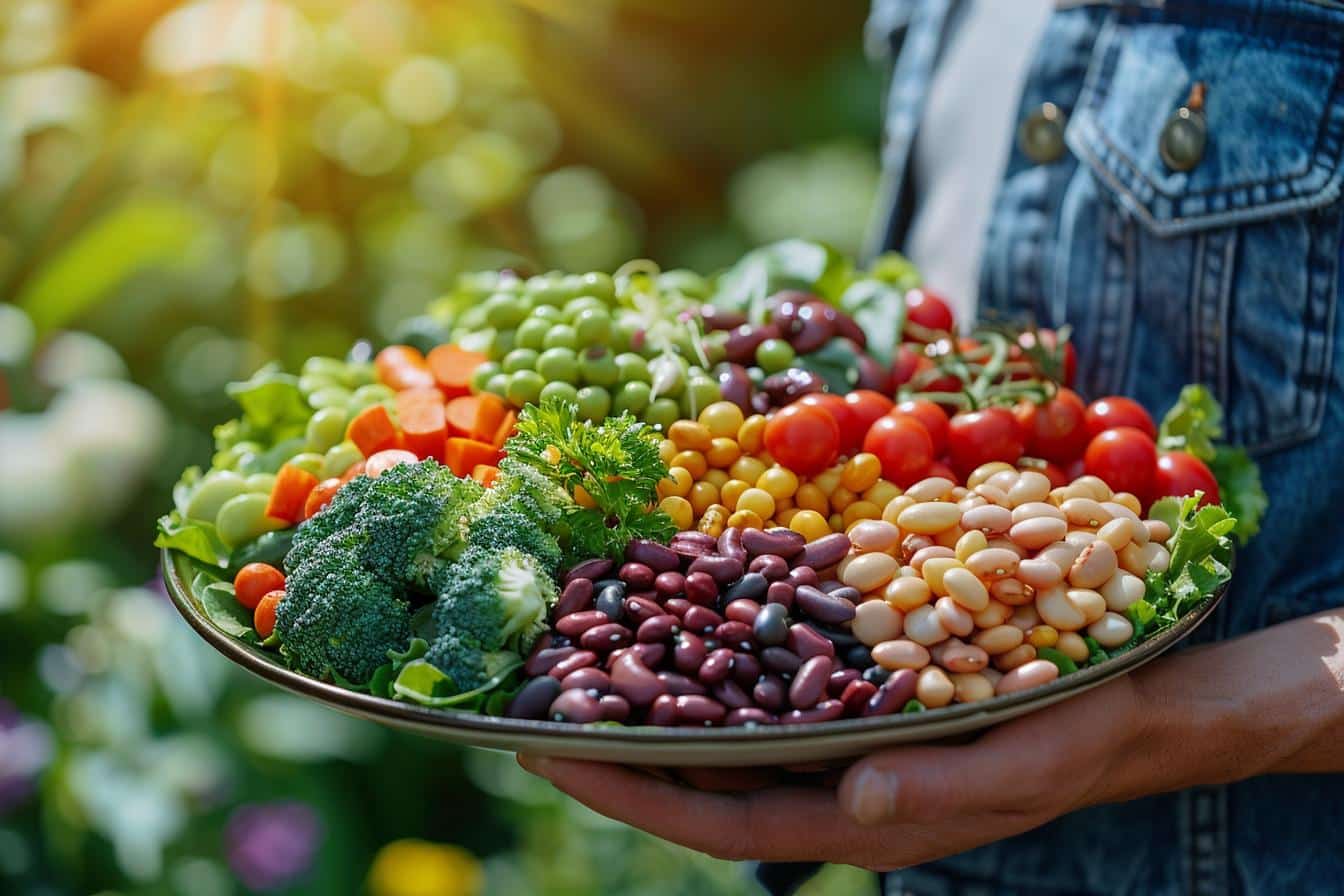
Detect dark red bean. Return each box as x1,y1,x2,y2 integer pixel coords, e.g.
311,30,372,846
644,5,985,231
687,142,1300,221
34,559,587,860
619,562,655,590
598,694,631,722
781,699,845,725
789,655,833,709
626,589,658,604
683,571,719,606
646,694,679,726
725,707,776,727
626,642,666,668
723,572,768,603
828,668,861,696
549,689,604,723
674,632,707,675
787,623,836,661
795,585,857,625
832,308,868,350
554,579,595,618
753,674,788,711
637,614,681,643
717,527,747,563
798,533,851,570
698,305,747,332
829,586,863,604
656,671,707,696
625,539,680,572
672,530,718,550
712,679,752,709
610,651,666,707
724,324,776,365
507,676,562,719
698,648,735,685
840,679,878,716
818,579,844,593
524,646,575,677
565,559,612,585
715,620,754,651
760,647,803,675
580,623,633,652
683,605,724,634
670,535,716,560
654,571,685,597
663,598,692,619
724,598,762,625
743,527,806,559
561,667,612,695
786,566,820,589
715,363,755,414
732,652,762,687
623,596,663,625
748,554,790,581
548,650,598,679
687,554,745,587
765,580,796,609
901,534,934,563
676,695,727,725
556,610,610,638
863,668,919,717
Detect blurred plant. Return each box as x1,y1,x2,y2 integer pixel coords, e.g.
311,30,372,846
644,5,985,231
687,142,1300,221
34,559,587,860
225,802,322,892
0,701,53,816
367,839,483,896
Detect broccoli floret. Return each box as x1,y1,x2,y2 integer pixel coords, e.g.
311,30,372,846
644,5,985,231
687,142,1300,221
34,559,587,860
473,457,570,527
430,547,556,654
423,632,522,696
286,474,377,570
465,509,563,575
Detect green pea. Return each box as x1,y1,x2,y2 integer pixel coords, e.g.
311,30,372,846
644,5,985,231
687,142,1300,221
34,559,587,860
298,373,338,396
302,356,348,379
702,331,728,365
576,271,616,305
612,381,652,416
483,373,510,397
305,406,349,453
470,361,502,393
307,385,351,410
543,324,579,351
506,370,547,406
515,317,551,351
614,352,650,383
576,385,611,421
484,293,529,329
755,338,796,374
683,376,722,418
244,473,278,494
531,304,564,324
215,493,286,550
536,347,579,383
608,317,638,354
579,349,619,388
183,471,249,523
322,441,364,479
558,274,590,301
340,360,377,388
563,296,606,322
285,453,326,478
486,330,515,362
573,308,612,345
349,383,395,410
503,348,540,374
525,275,569,307
645,397,682,432
539,381,579,406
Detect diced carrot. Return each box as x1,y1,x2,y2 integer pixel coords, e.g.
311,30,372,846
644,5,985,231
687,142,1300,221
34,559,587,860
375,345,437,391
255,590,283,638
445,437,503,477
445,394,508,441
266,463,320,524
365,449,420,478
338,461,366,484
347,404,401,457
427,344,489,400
302,477,344,520
471,464,500,488
491,409,517,449
396,388,447,462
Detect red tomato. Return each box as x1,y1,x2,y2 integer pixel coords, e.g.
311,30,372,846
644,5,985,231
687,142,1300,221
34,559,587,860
797,393,860,455
1085,397,1157,440
1153,451,1221,506
844,390,895,436
894,399,950,456
1013,388,1089,465
927,460,958,482
1065,457,1086,482
764,404,841,476
947,407,1026,479
1017,329,1077,387
904,288,955,338
891,345,923,388
1083,427,1158,500
863,415,934,486
234,563,285,611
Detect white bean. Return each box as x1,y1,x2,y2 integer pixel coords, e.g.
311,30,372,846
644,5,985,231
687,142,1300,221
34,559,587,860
904,604,951,646
1088,611,1135,649
995,659,1059,695
1100,570,1145,612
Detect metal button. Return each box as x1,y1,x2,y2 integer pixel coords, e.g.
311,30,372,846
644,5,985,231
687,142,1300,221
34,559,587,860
1018,102,1067,164
1159,106,1206,172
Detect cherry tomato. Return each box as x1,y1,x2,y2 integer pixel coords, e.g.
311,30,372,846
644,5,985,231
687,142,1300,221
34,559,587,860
844,390,895,436
863,415,934,487
302,477,344,520
254,590,284,638
1153,451,1220,506
891,345,923,388
1083,427,1158,500
797,393,861,455
947,407,1025,479
234,563,285,611
1017,329,1077,387
1065,458,1086,482
1017,459,1069,489
927,460,958,483
1085,396,1157,440
1013,388,1089,466
903,288,955,338
764,404,841,476
895,398,950,456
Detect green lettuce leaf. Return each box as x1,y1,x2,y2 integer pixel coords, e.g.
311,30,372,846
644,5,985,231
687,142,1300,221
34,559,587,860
156,512,230,567
712,239,851,323
838,278,906,365
192,575,259,643
391,658,522,709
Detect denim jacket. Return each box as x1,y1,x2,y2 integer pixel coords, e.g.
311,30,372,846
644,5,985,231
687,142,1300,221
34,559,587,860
765,1,1344,893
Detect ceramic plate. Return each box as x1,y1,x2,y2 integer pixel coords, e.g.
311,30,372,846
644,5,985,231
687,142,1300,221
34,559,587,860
164,549,1227,767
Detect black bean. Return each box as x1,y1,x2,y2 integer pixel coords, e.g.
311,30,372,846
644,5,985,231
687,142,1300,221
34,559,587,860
723,572,768,603
554,578,594,618
683,571,719,606
506,676,562,719
748,554,790,582
813,623,860,650
760,646,802,675
795,585,857,625
673,632,707,675
564,558,612,585
788,655,832,709
675,695,727,725
862,665,891,686
619,562,655,590
561,667,612,695
752,602,790,646
595,584,626,621
698,648,735,685
549,689,604,724
656,671,707,697
846,644,876,670
625,539,680,572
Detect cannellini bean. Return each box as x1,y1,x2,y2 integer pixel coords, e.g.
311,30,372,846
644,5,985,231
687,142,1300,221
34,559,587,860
1008,604,1041,631
968,461,1016,489
1061,497,1111,528
982,667,1004,687
959,494,989,511
1009,516,1068,550
904,477,955,502
898,501,962,535
934,596,975,637
986,536,1028,557
943,567,991,612
941,641,989,673
1065,529,1097,550
841,552,900,593
961,504,1013,534
1007,471,1052,507
853,600,904,646
972,599,1013,629
910,545,956,573
1141,542,1171,573
902,534,935,562
973,624,1025,655
987,469,1021,493
964,547,1020,581
1088,611,1134,648
872,638,930,670
884,576,932,612
1017,556,1065,588
1011,501,1066,524
1144,519,1173,543
933,525,965,549
1057,631,1090,662
990,577,1033,606
994,643,1038,671
882,496,916,526
951,672,995,703
1038,540,1083,573
1069,540,1119,589
922,557,963,596
951,486,969,500
904,604,951,646
995,659,1059,695
955,530,990,562
848,520,902,554
1098,517,1135,552
1069,476,1113,502
1068,588,1107,625
1101,499,1144,526
1111,492,1143,516
1037,584,1086,630
974,483,1011,506
916,666,956,708
1100,570,1146,612
1119,542,1149,577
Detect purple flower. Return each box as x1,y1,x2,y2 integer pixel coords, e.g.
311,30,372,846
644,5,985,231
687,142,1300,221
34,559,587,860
225,801,322,892
0,699,54,815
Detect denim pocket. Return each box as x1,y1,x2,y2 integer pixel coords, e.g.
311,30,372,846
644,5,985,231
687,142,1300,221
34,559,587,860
1061,15,1344,453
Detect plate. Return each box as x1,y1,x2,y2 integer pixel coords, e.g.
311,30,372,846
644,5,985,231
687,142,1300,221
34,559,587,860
163,548,1227,767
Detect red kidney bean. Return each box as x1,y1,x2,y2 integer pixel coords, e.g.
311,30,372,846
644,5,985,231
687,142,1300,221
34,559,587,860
676,695,727,725
748,554,790,581
549,689,604,723
765,580,796,609
623,596,663,625
663,598,692,619
637,614,681,643
524,646,575,677
789,655,833,709
674,632,708,674
688,554,745,587
698,648,736,685
654,571,686,597
753,674,788,711
656,671,707,697
619,562,655,591
840,679,878,716
828,668,861,696
683,605,724,634
554,579,594,618
725,707,775,727
698,305,747,331
717,527,747,563
627,642,665,668
795,585,857,625
786,566,820,589
743,527,806,559
724,572,769,603
610,651,666,707
683,571,719,606
580,623,633,652
725,599,762,625
712,679,752,710
626,589,658,605
752,602,791,646
673,530,718,550
799,533,851,570
598,694,631,723
556,610,609,638
646,694,679,726
715,620,754,651
781,699,845,724
625,540,680,572
732,652,762,687
548,650,598,679
565,559,612,585
506,676,562,719
761,646,803,675
561,667,612,695
863,668,918,717
826,585,863,604
671,536,716,560
787,623,836,660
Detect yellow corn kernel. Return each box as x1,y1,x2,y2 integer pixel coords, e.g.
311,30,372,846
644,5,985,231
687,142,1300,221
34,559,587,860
841,453,883,493
672,450,708,480
863,480,903,508
659,496,693,530
775,496,795,513
842,500,882,527
658,466,693,499
699,401,746,439
703,468,730,489
705,437,741,469
720,478,750,511
658,439,677,465
828,513,845,533
829,486,857,513
757,466,799,500
729,456,767,485
1026,625,1060,649
668,420,712,453
727,509,764,530
813,466,843,496
688,481,720,516
794,483,829,514
737,414,768,454
789,509,831,542
736,487,777,522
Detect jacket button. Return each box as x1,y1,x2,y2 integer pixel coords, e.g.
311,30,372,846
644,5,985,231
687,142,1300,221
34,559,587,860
1160,84,1208,172
1018,102,1066,164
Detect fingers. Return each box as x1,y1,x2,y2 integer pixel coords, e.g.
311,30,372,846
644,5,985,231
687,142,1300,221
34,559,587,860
674,766,783,792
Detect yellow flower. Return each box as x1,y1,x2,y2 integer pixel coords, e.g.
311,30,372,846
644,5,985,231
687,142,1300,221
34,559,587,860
367,839,483,896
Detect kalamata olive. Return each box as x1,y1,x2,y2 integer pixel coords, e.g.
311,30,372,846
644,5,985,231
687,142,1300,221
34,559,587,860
724,324,778,365
787,623,836,660
610,651,665,707
623,596,663,625
761,646,803,675
840,679,879,716
698,304,747,332
712,679,752,709
766,290,813,329
832,309,869,350
790,303,838,354
786,566,820,589
781,699,845,724
723,572,768,603
656,671,708,696
789,655,833,709
550,689,604,724
646,694,679,726
765,580,796,608
556,610,610,638
828,668,861,696
698,648,736,685
751,391,773,414
554,578,594,618
561,667,612,695
724,598,762,625
748,554,790,581
653,571,686,597
761,368,825,405
846,644,876,670
580,623,634,652
854,352,891,393
714,363,755,413
715,620,754,651
507,676,562,719
795,585,857,625
863,668,918,716
687,554,745,587
565,559,612,585
753,674,788,711
862,664,891,686
725,708,776,727
676,695,727,725
674,632,708,674
598,694,631,722
799,533,852,570
619,562,656,591
625,539,680,572
752,602,791,646
637,614,681,643
595,584,626,621
717,527,747,563
524,646,576,677
664,598,692,619
548,650,599,679
683,571,720,606
732,652,762,687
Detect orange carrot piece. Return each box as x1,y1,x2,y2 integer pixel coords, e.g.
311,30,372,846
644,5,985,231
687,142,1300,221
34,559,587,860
427,344,488,400
254,590,283,638
375,345,437,392
491,409,518,449
302,477,344,520
347,404,401,457
472,393,509,442
471,464,500,488
445,437,503,477
396,388,447,462
445,395,480,438
338,461,366,484
266,463,320,524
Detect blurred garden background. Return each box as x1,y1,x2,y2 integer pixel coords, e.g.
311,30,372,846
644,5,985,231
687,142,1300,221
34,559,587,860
0,1,884,893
